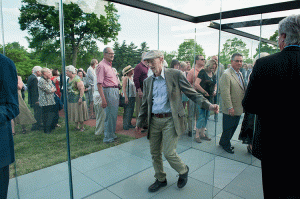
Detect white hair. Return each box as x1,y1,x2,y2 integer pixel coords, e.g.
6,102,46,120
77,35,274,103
32,66,42,74
279,14,300,45
253,52,270,65
65,65,76,74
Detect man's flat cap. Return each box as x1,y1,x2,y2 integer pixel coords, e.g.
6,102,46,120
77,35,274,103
143,50,163,61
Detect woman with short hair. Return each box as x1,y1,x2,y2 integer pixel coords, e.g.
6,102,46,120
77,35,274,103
66,65,88,131
194,59,217,143
38,68,57,134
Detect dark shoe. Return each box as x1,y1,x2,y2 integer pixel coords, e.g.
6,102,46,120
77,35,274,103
221,145,234,154
148,179,167,192
128,124,136,129
177,166,189,188
188,131,192,137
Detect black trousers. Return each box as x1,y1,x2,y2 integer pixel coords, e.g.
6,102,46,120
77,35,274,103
32,103,43,130
0,165,9,199
219,113,241,149
42,105,57,133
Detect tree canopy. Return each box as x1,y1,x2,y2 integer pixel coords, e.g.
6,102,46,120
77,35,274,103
19,0,121,67
177,39,205,64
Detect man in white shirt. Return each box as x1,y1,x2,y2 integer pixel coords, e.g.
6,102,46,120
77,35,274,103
93,72,105,135
87,59,98,119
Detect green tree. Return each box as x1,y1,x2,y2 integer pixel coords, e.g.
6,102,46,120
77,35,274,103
113,41,150,74
19,0,121,67
253,30,280,58
177,39,205,64
1,42,42,81
219,37,249,67
162,50,177,66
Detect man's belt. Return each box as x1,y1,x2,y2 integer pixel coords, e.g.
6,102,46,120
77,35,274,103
103,86,119,88
151,113,172,118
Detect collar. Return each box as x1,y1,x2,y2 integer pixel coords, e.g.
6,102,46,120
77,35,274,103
231,67,240,75
152,67,165,79
284,45,300,49
102,58,112,66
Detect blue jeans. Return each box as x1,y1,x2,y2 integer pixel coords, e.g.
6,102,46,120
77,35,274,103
196,106,210,129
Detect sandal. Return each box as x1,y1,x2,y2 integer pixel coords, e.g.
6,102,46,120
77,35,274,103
200,134,211,141
79,127,85,132
74,127,81,131
22,129,27,134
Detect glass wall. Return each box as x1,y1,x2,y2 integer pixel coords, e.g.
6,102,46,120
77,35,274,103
4,0,298,198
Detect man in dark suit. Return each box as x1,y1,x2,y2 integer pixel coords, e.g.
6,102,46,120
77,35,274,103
136,50,219,192
27,66,42,130
0,54,19,198
243,14,300,198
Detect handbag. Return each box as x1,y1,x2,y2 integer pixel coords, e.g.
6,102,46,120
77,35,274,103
119,78,129,107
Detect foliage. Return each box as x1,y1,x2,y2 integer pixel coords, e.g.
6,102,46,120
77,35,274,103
19,0,121,67
177,39,205,64
112,41,149,75
219,37,249,67
1,42,42,82
253,30,280,58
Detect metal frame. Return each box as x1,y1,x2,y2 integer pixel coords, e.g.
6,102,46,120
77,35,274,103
108,0,300,44
109,0,299,23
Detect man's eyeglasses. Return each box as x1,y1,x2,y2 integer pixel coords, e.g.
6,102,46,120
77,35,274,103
105,53,115,55
233,60,243,63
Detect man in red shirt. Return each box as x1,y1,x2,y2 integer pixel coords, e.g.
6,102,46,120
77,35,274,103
133,52,149,126
96,47,119,143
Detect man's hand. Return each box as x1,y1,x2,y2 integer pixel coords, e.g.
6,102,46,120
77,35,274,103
228,108,235,116
209,104,219,114
137,88,143,98
101,99,107,108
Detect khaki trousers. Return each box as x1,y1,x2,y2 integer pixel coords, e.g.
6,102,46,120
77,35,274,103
94,103,105,135
149,116,188,182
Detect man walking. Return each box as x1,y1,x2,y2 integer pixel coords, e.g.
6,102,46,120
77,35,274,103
219,53,245,154
27,66,42,131
96,47,119,143
136,50,219,192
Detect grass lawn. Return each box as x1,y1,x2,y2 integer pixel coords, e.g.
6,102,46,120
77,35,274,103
9,93,135,178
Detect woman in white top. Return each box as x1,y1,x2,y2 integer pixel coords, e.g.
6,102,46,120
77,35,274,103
122,65,136,130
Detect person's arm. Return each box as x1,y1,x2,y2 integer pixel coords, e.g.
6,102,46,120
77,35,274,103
76,80,85,105
122,76,129,104
135,80,149,132
178,71,218,112
96,64,107,108
97,83,107,108
194,77,209,96
219,73,234,115
17,76,24,90
133,66,143,98
0,59,19,127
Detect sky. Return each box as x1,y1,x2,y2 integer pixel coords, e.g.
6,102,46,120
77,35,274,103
1,0,300,60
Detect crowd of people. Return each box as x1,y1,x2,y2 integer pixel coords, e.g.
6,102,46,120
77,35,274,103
2,14,300,198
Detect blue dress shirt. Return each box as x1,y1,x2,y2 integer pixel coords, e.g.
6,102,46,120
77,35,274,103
151,68,171,114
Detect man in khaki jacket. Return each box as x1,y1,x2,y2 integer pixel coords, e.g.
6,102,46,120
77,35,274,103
219,53,245,154
136,50,219,192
